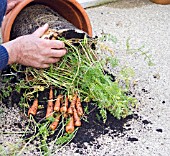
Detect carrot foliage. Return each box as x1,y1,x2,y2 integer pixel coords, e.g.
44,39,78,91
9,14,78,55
12,36,137,122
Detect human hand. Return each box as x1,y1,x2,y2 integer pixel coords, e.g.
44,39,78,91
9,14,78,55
6,0,23,14
2,24,67,68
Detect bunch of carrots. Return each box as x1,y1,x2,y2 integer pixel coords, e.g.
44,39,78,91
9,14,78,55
28,87,83,134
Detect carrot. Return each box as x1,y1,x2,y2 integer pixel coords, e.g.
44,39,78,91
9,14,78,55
73,108,81,127
54,94,62,112
41,29,53,39
49,87,53,100
67,106,73,115
28,98,38,116
26,75,34,81
50,114,61,131
63,113,68,118
60,96,69,118
46,100,54,118
70,93,78,108
67,93,78,115
60,96,68,113
53,32,58,38
46,88,54,118
76,97,84,117
66,116,75,134
51,37,56,40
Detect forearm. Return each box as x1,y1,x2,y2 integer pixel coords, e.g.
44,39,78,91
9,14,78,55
0,45,9,70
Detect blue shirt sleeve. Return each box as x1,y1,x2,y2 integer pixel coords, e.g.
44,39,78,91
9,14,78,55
0,45,9,70
0,0,7,26
0,0,8,70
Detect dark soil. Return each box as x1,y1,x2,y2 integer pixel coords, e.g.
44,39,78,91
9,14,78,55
127,137,139,142
72,104,136,145
156,129,163,133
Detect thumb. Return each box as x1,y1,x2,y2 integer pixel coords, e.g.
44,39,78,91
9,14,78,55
32,23,49,37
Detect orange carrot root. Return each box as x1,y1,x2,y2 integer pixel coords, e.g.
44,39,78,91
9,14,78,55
50,115,61,131
46,100,54,118
51,37,56,40
63,113,68,118
28,98,38,116
66,116,75,134
54,94,62,112
46,88,54,118
67,107,73,115
73,108,81,127
76,97,84,117
71,93,78,108
67,93,78,115
60,96,68,113
49,87,53,100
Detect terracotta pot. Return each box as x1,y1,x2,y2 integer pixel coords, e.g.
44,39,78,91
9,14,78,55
2,0,92,43
150,0,170,4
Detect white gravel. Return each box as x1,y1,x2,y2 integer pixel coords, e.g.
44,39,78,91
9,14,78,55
0,0,170,155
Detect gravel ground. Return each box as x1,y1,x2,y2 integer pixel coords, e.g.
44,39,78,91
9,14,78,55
0,0,170,155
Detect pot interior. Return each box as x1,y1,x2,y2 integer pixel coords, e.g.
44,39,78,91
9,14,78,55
11,3,89,40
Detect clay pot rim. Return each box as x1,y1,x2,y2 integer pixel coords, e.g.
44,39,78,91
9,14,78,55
2,0,92,42
150,0,170,4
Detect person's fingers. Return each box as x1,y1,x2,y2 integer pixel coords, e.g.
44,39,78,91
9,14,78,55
47,40,65,49
48,49,67,58
6,0,23,14
42,58,60,64
33,62,50,69
40,64,50,69
32,23,49,37
6,3,15,14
